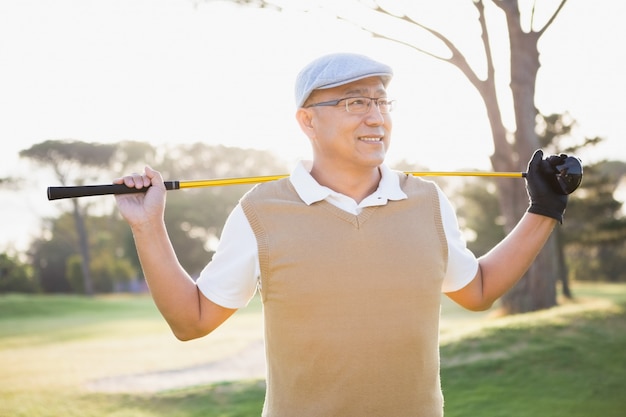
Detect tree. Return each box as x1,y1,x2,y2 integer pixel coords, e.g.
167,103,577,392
534,112,603,297
66,215,138,293
29,212,139,293
20,140,118,295
0,253,39,293
217,0,571,313
30,214,77,293
561,161,626,282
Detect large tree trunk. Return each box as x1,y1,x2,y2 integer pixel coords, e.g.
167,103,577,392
494,0,562,313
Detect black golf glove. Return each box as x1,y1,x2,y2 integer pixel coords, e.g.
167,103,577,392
526,149,568,223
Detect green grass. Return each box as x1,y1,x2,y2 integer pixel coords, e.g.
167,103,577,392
441,288,626,417
0,293,265,417
1,283,625,416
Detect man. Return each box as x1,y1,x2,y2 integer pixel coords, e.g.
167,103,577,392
114,52,571,416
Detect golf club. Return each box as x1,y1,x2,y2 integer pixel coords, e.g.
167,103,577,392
47,156,582,201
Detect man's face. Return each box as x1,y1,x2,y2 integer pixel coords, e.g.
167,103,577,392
299,76,392,172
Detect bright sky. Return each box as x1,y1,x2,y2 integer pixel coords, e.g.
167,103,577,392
1,0,625,251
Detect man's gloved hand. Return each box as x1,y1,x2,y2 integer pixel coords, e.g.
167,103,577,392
526,149,569,223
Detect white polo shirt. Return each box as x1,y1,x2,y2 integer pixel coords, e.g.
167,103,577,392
196,161,479,309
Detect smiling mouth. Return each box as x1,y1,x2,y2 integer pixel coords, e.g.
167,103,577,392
358,136,383,142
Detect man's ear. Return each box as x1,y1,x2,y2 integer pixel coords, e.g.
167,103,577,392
295,107,316,139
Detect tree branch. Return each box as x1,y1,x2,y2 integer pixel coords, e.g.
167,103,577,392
530,0,537,30
536,0,568,37
355,2,486,92
473,0,496,90
492,0,567,37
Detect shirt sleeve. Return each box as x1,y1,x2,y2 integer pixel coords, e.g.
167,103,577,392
437,186,479,293
196,203,260,309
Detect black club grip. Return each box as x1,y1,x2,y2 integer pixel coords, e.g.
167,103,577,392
47,181,180,200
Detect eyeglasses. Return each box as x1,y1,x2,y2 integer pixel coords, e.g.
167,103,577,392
305,96,395,114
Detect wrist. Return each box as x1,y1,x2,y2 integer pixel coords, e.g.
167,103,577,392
527,204,564,224
130,217,167,236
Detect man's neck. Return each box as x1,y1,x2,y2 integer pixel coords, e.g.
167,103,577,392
310,164,382,204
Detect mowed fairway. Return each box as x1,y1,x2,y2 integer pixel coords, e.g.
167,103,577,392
0,282,625,417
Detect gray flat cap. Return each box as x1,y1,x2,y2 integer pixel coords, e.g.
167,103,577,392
295,52,393,108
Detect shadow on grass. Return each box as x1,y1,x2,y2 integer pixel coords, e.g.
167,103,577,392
93,380,267,417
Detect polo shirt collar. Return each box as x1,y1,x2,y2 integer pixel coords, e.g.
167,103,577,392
289,160,408,206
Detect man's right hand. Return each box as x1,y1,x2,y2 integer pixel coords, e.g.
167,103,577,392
113,166,167,227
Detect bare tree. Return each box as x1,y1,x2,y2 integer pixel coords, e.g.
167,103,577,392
368,0,570,314
215,0,570,313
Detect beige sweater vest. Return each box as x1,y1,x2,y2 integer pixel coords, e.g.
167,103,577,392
241,173,448,417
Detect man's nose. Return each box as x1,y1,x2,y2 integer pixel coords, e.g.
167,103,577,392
364,102,385,124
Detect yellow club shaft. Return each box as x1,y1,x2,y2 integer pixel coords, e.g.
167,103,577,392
176,171,525,189
47,171,526,200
